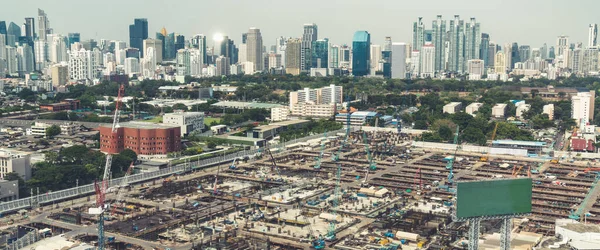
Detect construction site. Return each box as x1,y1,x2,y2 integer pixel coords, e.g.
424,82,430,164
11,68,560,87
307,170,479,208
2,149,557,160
0,86,599,250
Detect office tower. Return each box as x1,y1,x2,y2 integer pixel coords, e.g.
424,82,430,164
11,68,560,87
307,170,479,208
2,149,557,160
328,44,339,69
339,45,351,69
465,18,481,62
480,33,490,66
16,44,34,75
531,48,541,59
413,17,425,52
156,28,166,58
51,64,68,86
467,59,485,76
190,34,207,65
0,34,5,61
589,24,598,47
34,39,48,70
285,38,301,75
37,9,51,41
431,15,446,72
519,45,531,62
301,23,318,71
424,30,433,43
219,36,238,64
391,43,407,79
189,49,203,76
50,35,68,63
81,39,97,51
6,47,17,75
494,51,506,74
420,43,435,78
124,57,140,75
582,47,599,74
409,50,420,77
487,42,497,67
175,34,185,51
383,37,392,52
352,31,370,76
571,48,584,73
510,42,520,67
24,17,35,39
163,32,175,60
67,33,80,45
311,39,328,68
238,44,247,64
503,43,512,70
540,43,548,59
0,21,5,36
370,44,382,73
125,48,140,59
143,39,163,63
114,41,127,65
129,18,148,56
275,36,289,66
176,49,191,75
381,50,391,78
215,56,230,76
556,36,569,68
6,22,20,46
246,27,263,72
141,47,156,78
549,46,556,59
268,53,282,69
448,15,465,73
572,92,593,123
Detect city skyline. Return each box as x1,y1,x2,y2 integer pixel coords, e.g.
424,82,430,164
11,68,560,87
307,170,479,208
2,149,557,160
3,0,599,47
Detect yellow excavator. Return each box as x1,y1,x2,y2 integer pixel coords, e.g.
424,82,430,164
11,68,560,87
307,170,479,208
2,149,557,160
480,123,499,162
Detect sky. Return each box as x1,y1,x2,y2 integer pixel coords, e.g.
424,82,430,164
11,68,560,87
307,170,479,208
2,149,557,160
3,0,599,49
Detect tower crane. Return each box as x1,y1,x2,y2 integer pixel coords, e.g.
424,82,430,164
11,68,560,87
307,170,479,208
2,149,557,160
361,132,377,187
93,84,125,250
314,131,327,169
440,126,459,194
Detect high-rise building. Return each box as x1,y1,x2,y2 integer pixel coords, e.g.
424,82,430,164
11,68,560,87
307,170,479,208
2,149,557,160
246,27,263,72
37,9,51,41
5,46,17,75
410,50,420,77
448,15,465,73
420,43,435,78
285,38,301,75
383,37,392,52
494,51,506,74
391,43,407,79
24,17,35,40
540,43,548,59
589,24,598,48
268,53,282,69
0,34,5,64
68,33,80,45
164,32,176,60
465,18,481,63
582,47,599,74
16,44,34,75
519,45,531,62
215,56,230,76
370,44,382,73
68,48,92,80
328,44,339,69
339,45,351,69
129,18,148,56
176,49,191,75
572,92,593,124
143,39,163,63
487,42,497,68
311,39,329,68
556,36,569,68
7,22,20,46
510,42,520,67
480,33,490,66
413,17,425,52
301,23,318,71
175,34,185,51
51,63,68,86
431,16,446,72
351,31,370,76
0,21,6,36
571,48,584,73
219,36,238,64
549,46,556,59
50,35,68,63
34,39,48,70
190,34,207,66
467,59,485,76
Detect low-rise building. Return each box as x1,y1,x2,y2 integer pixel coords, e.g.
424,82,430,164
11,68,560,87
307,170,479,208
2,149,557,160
290,103,336,118
0,149,32,181
335,111,378,126
0,180,19,201
39,99,80,112
516,104,531,119
492,104,507,118
249,120,310,140
163,112,205,136
210,125,227,135
30,122,51,136
443,102,462,114
99,122,181,159
60,122,81,135
271,107,290,122
465,103,483,116
543,104,554,120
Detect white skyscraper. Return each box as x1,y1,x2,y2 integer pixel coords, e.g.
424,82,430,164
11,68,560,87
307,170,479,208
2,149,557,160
0,34,6,64
37,9,51,41
34,39,48,70
5,47,18,75
68,48,92,80
176,49,191,75
420,43,435,78
589,24,598,48
391,43,407,79
467,59,485,78
410,50,420,77
238,44,247,65
114,41,127,66
190,49,203,76
124,57,140,75
572,92,592,124
370,44,382,74
328,44,339,69
301,24,318,71
246,27,263,72
141,47,156,78
556,36,570,68
465,18,481,62
16,44,34,75
412,17,425,52
103,53,115,67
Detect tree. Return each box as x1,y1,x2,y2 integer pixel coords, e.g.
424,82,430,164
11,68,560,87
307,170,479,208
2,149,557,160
119,149,138,163
207,141,217,149
172,103,188,111
438,126,453,142
45,125,62,138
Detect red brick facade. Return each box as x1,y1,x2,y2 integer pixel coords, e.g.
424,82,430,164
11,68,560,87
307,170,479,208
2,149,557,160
40,99,81,112
99,124,181,156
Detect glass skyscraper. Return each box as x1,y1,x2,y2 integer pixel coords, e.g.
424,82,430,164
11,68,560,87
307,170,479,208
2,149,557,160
352,31,370,76
129,18,148,56
311,39,329,68
68,33,80,45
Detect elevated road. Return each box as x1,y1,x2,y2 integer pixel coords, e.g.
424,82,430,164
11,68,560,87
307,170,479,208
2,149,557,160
0,118,109,128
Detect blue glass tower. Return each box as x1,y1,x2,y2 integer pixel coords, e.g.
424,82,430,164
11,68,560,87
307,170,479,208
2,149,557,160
129,18,148,56
311,39,329,68
352,31,370,76
68,33,80,45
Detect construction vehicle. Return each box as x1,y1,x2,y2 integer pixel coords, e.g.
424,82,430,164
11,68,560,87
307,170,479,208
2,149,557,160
266,146,284,182
568,171,600,221
480,123,498,162
229,158,237,170
213,165,221,195
91,84,125,250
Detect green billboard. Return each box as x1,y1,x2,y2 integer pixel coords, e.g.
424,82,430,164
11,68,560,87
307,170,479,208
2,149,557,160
456,178,532,220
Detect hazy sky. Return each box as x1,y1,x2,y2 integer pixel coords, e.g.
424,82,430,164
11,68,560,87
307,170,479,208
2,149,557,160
3,0,599,48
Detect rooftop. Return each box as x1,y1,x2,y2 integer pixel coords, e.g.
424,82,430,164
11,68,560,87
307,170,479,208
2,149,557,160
101,121,180,130
562,222,600,233
494,103,508,108
164,111,204,118
253,120,310,132
492,140,547,147
212,101,283,109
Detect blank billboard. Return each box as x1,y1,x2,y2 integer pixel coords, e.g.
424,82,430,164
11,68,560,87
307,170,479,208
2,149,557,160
456,178,532,220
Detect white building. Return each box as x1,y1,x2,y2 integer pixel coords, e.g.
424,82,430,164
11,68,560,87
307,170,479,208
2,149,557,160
271,107,290,122
0,149,32,181
555,219,600,250
370,44,382,73
420,43,435,78
443,102,462,114
543,104,554,120
268,53,282,69
289,84,342,111
290,103,336,118
391,43,407,79
68,48,92,80
516,103,531,119
30,122,51,136
60,122,80,135
492,103,507,118
467,59,485,79
124,57,140,75
50,35,68,63
163,112,205,136
410,50,420,77
572,92,593,125
465,103,483,116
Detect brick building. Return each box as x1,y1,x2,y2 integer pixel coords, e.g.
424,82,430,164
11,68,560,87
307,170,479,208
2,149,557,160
40,99,81,112
99,122,181,158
